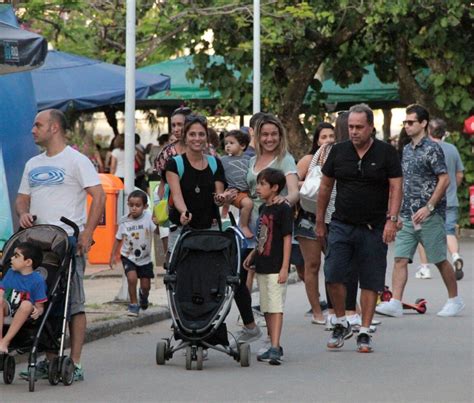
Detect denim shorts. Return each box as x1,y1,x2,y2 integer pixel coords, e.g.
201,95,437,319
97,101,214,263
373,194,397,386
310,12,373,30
394,213,447,264
294,210,316,240
445,206,458,235
324,220,388,292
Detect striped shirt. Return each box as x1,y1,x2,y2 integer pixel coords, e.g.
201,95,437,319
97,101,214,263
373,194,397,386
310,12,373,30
308,144,336,224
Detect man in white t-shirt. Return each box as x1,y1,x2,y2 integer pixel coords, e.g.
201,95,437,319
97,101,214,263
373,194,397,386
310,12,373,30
16,109,106,382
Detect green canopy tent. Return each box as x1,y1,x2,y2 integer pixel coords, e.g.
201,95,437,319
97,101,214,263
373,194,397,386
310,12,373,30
140,58,406,112
138,55,223,112
306,65,401,111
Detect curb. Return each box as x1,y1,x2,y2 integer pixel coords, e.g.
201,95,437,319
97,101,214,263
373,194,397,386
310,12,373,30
85,306,171,344
82,270,301,343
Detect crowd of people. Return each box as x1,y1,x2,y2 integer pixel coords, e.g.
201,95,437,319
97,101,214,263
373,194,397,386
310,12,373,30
0,102,467,379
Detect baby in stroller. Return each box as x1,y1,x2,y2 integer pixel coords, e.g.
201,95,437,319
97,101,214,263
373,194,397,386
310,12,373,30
0,242,47,353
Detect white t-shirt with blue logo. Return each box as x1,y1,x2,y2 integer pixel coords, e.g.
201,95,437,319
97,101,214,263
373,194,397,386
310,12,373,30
18,146,101,235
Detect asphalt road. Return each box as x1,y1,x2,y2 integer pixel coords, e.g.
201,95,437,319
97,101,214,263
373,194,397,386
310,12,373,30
2,241,473,402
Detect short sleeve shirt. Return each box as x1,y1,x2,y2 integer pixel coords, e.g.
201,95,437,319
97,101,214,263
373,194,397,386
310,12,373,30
0,270,47,314
116,211,156,265
165,154,226,229
438,141,464,207
400,137,447,219
255,203,293,274
18,146,101,235
322,139,402,226
247,152,297,215
221,154,250,191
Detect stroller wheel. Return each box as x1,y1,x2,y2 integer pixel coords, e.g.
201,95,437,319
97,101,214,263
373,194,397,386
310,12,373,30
196,347,204,371
3,355,15,384
48,357,60,385
239,343,251,367
28,366,36,392
61,357,74,386
156,341,167,365
185,346,192,370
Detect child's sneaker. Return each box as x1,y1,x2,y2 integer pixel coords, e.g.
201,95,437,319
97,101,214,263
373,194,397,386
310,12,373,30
356,332,373,353
73,364,84,382
127,304,139,317
269,347,283,365
139,289,149,310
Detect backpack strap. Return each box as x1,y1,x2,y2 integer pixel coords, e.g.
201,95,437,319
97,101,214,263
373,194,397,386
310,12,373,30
174,154,185,178
206,155,217,175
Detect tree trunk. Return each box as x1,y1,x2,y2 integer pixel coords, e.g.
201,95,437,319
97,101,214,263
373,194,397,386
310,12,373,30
382,109,392,140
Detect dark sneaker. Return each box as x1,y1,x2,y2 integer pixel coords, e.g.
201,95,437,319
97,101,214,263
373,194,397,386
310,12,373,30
356,332,373,353
127,304,139,317
257,346,284,362
20,359,49,380
327,323,352,349
269,347,283,366
139,289,149,310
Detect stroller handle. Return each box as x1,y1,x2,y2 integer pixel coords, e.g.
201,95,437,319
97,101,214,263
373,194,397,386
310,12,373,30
60,217,80,240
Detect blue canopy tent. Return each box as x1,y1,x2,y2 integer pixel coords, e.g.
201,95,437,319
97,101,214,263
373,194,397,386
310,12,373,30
32,50,171,111
0,4,44,247
0,20,47,75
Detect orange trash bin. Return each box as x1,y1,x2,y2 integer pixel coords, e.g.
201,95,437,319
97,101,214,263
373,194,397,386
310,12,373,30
87,174,124,264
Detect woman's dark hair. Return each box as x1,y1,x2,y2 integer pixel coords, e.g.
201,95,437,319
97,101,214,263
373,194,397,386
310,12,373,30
225,130,250,150
15,242,43,269
256,168,286,194
128,189,148,205
183,114,208,139
334,111,349,142
310,122,335,154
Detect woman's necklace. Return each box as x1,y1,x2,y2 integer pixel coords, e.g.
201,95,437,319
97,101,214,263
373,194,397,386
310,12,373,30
194,154,205,194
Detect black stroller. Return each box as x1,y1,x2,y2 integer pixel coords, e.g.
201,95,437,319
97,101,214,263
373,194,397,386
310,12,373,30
156,220,251,370
0,217,79,391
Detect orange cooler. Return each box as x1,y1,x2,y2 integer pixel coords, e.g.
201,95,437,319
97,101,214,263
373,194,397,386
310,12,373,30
87,174,124,264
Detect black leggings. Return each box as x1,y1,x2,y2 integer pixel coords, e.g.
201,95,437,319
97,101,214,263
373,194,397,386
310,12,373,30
234,249,255,326
326,267,358,311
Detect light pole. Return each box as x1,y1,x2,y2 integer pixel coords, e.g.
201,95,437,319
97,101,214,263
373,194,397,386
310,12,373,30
253,0,260,114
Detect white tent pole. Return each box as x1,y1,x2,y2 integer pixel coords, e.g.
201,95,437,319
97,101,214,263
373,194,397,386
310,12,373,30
253,0,261,114
124,0,136,196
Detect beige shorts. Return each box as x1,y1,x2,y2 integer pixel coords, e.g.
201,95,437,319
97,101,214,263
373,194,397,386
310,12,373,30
256,273,287,313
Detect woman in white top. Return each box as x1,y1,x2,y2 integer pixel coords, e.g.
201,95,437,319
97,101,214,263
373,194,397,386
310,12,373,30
110,134,125,181
295,123,335,324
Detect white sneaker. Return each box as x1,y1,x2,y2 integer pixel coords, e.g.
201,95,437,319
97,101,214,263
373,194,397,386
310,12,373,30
347,313,362,327
437,297,465,317
325,314,335,331
231,325,263,347
375,299,403,317
415,266,432,279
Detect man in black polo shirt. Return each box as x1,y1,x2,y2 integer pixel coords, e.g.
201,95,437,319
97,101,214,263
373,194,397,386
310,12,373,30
316,103,402,353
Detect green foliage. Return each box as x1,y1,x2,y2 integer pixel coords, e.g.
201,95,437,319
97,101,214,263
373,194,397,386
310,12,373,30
17,0,474,226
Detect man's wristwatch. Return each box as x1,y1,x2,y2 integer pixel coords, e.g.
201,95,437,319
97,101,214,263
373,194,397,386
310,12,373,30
426,202,435,213
386,215,398,222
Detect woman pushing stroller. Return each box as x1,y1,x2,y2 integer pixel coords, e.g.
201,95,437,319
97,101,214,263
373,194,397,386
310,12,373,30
165,114,226,239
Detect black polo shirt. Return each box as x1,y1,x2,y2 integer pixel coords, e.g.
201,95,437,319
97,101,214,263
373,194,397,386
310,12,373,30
322,139,402,226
